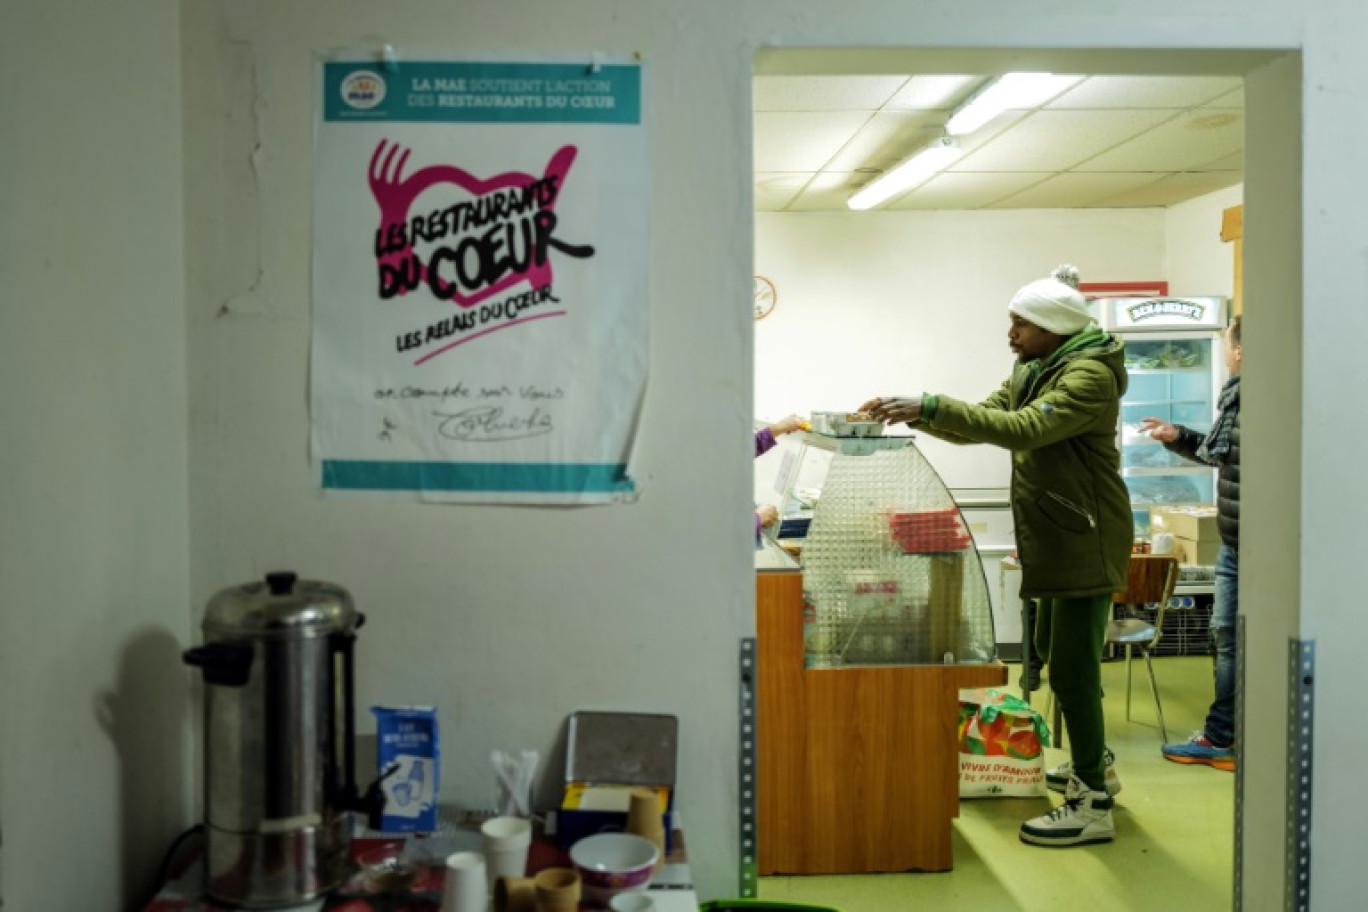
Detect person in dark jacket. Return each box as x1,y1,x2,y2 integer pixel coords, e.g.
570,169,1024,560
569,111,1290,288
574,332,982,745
861,265,1131,848
1140,314,1241,770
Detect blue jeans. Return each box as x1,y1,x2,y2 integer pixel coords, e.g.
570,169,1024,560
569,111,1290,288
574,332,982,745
1203,543,1238,747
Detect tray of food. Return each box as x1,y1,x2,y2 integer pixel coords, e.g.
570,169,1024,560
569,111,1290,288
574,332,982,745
810,411,884,438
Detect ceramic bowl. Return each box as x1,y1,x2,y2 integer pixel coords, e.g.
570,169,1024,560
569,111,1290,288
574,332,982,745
568,832,658,907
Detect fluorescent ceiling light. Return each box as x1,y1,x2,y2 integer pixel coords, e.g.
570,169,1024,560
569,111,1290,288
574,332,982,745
945,73,1082,136
847,136,962,211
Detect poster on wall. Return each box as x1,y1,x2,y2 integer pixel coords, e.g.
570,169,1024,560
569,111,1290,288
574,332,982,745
312,54,647,503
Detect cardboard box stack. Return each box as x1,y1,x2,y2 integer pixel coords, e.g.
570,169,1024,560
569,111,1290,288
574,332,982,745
1151,506,1220,565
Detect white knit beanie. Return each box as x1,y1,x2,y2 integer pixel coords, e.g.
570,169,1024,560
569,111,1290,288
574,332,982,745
1008,264,1094,335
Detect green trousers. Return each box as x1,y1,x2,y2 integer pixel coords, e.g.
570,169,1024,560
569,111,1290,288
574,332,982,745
1034,594,1112,792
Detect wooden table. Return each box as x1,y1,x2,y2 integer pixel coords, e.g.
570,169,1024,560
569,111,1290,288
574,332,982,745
756,569,1006,874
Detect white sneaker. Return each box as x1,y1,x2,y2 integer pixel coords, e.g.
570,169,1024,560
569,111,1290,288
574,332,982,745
1045,747,1121,796
1019,776,1116,847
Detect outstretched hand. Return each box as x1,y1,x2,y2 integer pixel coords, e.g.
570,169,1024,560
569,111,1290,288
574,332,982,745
770,414,808,437
861,397,923,425
1139,417,1178,443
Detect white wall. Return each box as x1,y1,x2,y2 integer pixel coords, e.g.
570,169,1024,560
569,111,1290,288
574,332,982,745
1166,184,1242,297
755,209,1165,490
12,0,1368,908
179,1,753,900
0,1,191,909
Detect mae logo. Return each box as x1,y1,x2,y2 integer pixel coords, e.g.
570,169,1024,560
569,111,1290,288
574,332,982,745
1126,298,1207,323
340,70,387,110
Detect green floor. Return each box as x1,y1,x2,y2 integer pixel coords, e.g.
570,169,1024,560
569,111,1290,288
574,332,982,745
759,654,1235,912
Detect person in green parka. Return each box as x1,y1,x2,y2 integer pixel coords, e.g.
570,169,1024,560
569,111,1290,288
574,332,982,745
861,264,1131,848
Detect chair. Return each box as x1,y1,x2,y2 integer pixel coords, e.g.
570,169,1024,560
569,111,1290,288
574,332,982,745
1044,554,1180,745
1105,554,1180,742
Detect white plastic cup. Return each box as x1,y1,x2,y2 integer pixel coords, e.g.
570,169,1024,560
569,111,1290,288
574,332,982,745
441,851,487,912
480,815,533,891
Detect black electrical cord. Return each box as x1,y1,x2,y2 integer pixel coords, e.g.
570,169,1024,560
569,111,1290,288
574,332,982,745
154,823,205,894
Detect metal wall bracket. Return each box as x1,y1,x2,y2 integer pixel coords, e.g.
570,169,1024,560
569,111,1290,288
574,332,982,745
1285,638,1314,912
739,637,759,898
1234,614,1246,912
1236,618,1247,907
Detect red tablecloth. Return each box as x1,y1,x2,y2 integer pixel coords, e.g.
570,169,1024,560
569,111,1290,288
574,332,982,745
147,830,688,912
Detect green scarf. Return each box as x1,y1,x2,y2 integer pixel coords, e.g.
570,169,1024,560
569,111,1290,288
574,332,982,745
1025,325,1110,380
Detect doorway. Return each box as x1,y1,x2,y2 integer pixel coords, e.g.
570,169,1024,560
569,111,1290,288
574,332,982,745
749,46,1300,911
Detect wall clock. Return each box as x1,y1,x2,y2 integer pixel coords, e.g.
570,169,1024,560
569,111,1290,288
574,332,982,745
753,275,777,320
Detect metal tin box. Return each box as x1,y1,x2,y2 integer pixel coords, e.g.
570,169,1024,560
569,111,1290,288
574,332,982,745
556,711,678,852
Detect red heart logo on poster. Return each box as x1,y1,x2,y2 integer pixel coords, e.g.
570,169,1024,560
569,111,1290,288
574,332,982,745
369,140,594,309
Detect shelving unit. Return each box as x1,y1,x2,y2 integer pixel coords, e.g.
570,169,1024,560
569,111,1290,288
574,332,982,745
1123,466,1214,477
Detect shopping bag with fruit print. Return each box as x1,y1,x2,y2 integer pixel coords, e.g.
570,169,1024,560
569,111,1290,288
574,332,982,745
957,687,1050,797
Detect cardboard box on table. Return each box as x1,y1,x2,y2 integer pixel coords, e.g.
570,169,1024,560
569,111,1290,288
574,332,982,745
1175,536,1221,566
1151,506,1221,567
554,711,677,853
1150,506,1219,543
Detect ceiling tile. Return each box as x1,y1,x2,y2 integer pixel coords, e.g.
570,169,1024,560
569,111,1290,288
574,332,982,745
786,172,865,212
1198,151,1244,171
947,109,1032,156
752,75,910,111
884,74,983,111
884,172,1054,210
1088,171,1243,207
823,111,947,172
754,172,816,211
1047,75,1243,109
750,73,1245,211
753,110,875,171
1200,86,1244,109
951,109,1176,172
1073,108,1243,172
990,172,1173,209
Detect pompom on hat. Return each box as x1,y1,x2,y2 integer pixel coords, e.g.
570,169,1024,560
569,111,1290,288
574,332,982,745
1008,264,1094,335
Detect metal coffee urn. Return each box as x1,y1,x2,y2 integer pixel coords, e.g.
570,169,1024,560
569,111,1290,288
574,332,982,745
183,571,366,908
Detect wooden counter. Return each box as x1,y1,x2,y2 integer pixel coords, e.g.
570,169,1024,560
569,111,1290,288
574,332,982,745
756,569,1006,874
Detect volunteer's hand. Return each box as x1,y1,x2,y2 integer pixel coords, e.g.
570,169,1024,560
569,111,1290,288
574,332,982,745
1139,417,1178,443
770,414,807,437
862,397,923,425
758,504,780,528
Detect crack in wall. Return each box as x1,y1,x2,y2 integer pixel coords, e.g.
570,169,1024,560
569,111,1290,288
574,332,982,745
215,36,265,318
